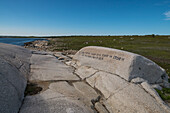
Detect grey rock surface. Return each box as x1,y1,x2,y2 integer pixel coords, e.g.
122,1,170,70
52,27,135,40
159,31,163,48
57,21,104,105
20,82,95,113
31,50,54,56
49,82,96,109
86,71,129,98
141,81,170,111
0,43,31,77
95,102,109,113
73,81,99,101
0,43,31,113
152,84,163,90
29,54,79,81
1,44,169,113
0,75,21,113
105,84,168,113
131,77,146,84
0,58,26,99
75,66,98,79
20,51,101,113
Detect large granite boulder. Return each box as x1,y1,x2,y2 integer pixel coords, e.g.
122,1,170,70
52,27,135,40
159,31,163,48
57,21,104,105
70,46,170,113
0,43,31,113
72,46,168,84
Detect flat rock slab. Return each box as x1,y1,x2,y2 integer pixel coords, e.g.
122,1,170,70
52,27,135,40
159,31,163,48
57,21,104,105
73,46,167,83
105,84,169,113
49,81,98,109
29,54,79,81
73,81,99,100
75,66,98,79
20,82,95,113
20,90,91,113
86,71,129,98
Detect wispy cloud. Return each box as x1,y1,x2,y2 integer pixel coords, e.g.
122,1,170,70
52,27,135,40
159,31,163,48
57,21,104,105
164,11,170,20
155,1,170,7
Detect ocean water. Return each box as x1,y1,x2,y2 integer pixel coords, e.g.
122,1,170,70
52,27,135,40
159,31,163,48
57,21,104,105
0,38,46,46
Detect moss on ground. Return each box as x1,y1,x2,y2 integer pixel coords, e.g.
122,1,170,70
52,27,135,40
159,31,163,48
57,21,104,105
155,88,170,101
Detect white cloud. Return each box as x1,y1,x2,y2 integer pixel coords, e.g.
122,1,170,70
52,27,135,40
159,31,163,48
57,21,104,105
164,11,170,20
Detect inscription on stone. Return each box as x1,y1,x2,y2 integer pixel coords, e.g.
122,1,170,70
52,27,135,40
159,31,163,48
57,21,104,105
73,46,167,84
80,51,125,61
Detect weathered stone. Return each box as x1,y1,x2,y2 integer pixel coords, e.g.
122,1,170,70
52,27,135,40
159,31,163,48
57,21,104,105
49,82,95,109
105,84,168,113
70,60,81,68
65,61,72,66
33,40,48,48
73,81,99,100
49,82,81,98
53,52,72,62
20,89,91,113
32,50,54,56
0,75,21,113
54,52,69,60
29,54,79,81
86,73,96,88
20,81,94,113
0,43,31,77
86,71,129,98
131,77,146,84
162,80,170,88
75,66,98,79
95,102,109,113
67,54,74,59
73,46,167,83
0,43,31,113
152,84,162,90
53,52,63,57
0,58,27,99
141,81,170,111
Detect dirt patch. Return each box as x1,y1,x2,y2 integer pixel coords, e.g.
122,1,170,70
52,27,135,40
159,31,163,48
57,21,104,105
24,83,43,96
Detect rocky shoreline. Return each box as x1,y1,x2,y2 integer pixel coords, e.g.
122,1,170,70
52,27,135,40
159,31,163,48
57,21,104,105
24,39,78,55
1,42,170,113
24,39,49,51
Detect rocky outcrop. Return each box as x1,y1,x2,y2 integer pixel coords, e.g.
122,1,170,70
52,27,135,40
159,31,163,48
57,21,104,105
20,51,104,113
1,44,169,113
24,40,48,51
70,46,170,113
0,43,31,113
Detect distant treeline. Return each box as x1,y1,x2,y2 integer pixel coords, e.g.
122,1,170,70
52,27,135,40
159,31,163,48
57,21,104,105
0,35,170,38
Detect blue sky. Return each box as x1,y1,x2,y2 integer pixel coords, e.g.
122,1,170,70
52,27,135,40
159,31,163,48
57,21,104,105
0,0,170,36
